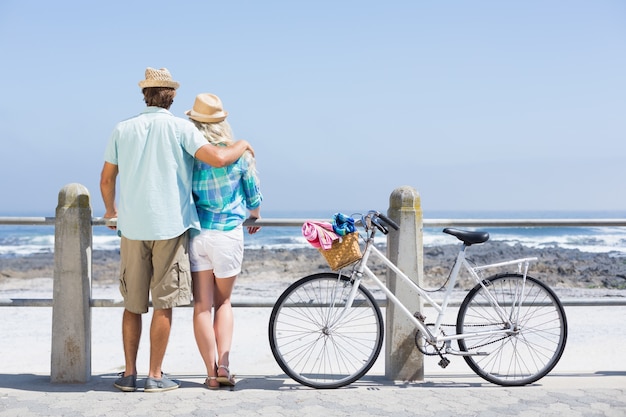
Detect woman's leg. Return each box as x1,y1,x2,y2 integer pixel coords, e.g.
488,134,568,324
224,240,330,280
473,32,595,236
214,275,237,377
192,269,219,386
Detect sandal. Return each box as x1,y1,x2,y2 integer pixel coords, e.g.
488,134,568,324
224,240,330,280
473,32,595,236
204,376,220,390
216,365,236,386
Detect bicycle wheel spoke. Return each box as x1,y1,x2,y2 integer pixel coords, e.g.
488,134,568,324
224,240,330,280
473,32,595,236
457,274,567,386
269,273,384,388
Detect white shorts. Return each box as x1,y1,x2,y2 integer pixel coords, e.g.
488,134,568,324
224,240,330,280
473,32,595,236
189,226,244,278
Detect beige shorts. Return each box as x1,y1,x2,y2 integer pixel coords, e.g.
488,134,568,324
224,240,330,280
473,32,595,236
119,232,192,314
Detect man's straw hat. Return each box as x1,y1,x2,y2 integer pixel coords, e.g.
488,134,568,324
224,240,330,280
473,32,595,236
138,67,180,90
185,93,228,123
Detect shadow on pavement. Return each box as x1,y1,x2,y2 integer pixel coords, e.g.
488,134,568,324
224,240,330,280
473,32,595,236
5,371,621,393
0,372,492,393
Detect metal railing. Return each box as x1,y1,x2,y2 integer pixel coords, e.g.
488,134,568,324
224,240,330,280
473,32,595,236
5,216,626,228
2,216,625,309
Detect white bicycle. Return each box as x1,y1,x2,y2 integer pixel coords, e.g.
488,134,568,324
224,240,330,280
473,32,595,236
268,210,568,388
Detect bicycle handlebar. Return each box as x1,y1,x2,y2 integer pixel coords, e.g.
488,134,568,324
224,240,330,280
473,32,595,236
376,212,399,231
362,210,399,235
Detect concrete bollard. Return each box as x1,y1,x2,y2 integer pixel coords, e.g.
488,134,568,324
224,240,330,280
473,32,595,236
385,186,424,381
51,184,92,383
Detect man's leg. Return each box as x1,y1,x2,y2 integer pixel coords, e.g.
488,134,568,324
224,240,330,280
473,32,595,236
148,308,172,379
115,237,151,391
122,309,142,376
114,308,142,391
144,232,191,390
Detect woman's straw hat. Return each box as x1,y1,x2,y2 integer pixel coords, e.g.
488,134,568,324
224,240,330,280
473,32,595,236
186,93,228,123
138,67,180,90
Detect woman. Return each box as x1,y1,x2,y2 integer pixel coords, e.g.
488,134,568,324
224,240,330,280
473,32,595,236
186,93,262,389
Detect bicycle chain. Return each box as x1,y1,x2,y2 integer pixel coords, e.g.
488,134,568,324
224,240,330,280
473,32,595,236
416,319,511,353
440,322,511,351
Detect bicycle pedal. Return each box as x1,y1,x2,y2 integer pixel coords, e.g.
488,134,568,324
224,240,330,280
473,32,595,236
438,358,450,368
413,312,426,322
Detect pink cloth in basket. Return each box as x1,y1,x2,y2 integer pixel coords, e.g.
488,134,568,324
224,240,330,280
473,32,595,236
302,221,339,250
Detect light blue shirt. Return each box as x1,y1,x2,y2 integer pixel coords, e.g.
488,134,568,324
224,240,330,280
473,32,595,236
104,107,208,240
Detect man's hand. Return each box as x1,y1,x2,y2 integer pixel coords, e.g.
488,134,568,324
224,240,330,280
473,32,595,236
195,140,253,168
103,210,118,231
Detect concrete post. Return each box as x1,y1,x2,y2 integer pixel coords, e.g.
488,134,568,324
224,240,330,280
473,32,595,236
385,186,424,381
51,183,92,383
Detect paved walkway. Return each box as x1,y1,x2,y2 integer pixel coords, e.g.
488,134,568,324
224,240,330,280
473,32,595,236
1,371,625,417
1,306,625,416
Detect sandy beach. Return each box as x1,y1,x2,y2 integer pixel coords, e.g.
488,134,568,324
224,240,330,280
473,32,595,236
1,241,625,300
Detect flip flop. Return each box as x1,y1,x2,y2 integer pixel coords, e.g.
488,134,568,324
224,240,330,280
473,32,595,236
204,376,220,390
216,365,236,386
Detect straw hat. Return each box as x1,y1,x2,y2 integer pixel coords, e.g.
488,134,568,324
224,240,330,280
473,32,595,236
185,93,228,123
138,67,180,90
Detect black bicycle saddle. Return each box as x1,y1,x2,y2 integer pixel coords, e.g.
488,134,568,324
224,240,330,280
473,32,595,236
443,228,490,246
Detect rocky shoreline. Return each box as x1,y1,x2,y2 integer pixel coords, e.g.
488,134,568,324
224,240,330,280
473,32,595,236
1,241,625,291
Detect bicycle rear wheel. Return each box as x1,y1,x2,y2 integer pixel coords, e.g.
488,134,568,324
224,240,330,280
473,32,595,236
457,273,567,386
268,273,384,389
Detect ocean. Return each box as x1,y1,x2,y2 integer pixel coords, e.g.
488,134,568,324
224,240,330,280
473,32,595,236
1,210,626,258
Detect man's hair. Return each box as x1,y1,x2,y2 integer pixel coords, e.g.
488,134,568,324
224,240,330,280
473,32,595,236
142,87,176,109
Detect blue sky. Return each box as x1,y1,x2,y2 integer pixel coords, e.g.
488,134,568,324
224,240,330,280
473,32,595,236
1,1,625,217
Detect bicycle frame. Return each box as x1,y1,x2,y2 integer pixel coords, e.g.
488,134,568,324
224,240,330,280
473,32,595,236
270,215,566,388
343,235,538,350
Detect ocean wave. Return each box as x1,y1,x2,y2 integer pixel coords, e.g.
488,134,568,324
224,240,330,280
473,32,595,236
1,224,625,258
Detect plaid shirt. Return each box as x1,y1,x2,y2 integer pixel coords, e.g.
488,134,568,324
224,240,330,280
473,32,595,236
192,155,262,231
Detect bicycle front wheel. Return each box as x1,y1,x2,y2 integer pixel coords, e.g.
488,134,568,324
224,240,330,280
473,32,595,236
268,273,384,389
457,273,567,386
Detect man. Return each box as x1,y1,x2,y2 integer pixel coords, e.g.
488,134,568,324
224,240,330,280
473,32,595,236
100,67,253,393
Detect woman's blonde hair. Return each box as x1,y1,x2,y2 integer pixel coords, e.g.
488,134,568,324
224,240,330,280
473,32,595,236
191,119,258,179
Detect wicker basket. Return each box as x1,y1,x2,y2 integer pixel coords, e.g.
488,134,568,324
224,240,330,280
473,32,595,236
318,232,362,270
